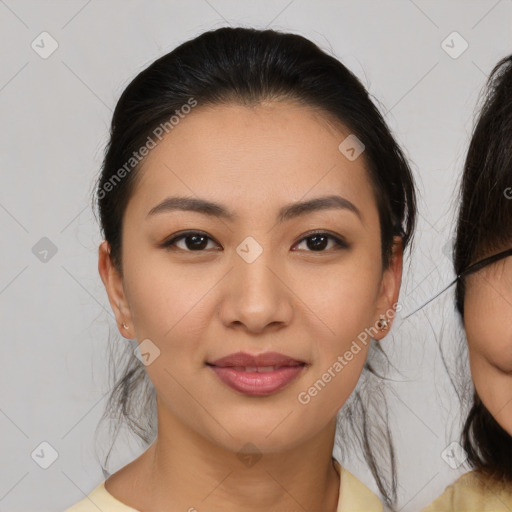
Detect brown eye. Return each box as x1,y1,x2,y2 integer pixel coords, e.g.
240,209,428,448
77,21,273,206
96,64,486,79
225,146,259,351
293,232,349,252
162,231,220,252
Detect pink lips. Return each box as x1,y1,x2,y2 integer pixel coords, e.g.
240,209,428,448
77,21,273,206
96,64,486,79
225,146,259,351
207,351,306,396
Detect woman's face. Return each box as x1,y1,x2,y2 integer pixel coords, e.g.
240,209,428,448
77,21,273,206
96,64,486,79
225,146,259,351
463,255,512,435
99,101,402,455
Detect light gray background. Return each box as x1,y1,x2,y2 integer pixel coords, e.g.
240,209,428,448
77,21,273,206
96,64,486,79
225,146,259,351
1,1,511,511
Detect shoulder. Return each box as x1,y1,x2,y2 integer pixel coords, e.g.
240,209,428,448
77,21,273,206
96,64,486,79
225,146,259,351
333,459,384,512
63,481,141,512
422,470,512,511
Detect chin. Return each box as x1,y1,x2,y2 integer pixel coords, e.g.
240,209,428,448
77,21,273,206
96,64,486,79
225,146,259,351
205,420,312,456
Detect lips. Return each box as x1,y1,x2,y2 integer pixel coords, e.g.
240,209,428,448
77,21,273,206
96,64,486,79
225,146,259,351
209,351,305,368
207,351,306,396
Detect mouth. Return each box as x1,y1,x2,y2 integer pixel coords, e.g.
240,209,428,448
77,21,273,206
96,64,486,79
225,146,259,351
206,352,307,396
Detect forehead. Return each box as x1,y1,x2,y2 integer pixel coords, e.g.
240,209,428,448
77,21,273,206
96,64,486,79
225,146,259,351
127,102,378,222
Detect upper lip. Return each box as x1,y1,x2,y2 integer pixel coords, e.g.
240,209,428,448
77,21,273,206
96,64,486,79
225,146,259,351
208,351,305,368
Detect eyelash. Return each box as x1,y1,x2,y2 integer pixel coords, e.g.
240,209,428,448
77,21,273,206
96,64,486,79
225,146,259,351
161,230,349,253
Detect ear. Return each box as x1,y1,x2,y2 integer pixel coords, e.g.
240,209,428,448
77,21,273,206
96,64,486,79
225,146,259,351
373,236,403,340
98,240,133,338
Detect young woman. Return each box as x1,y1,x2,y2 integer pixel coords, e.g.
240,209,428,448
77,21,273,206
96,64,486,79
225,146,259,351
64,27,416,512
424,55,512,510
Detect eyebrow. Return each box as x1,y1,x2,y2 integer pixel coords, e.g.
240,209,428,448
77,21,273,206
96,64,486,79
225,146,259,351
146,194,362,223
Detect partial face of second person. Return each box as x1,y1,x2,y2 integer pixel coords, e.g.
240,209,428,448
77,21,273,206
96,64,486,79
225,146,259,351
463,254,512,435
99,101,402,457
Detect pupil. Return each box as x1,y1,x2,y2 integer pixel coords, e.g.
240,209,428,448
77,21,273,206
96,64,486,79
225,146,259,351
308,235,327,251
187,235,208,250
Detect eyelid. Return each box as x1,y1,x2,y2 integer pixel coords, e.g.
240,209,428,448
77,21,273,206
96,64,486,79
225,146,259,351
292,229,349,250
161,229,349,252
161,230,220,249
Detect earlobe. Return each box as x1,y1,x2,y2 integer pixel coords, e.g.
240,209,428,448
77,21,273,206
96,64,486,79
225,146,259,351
376,314,389,331
98,240,133,338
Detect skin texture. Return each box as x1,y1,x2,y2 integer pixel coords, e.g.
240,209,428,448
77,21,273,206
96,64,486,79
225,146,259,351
463,255,512,436
98,101,403,512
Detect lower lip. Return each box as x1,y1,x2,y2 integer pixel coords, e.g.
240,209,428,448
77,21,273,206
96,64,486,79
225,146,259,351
209,365,305,396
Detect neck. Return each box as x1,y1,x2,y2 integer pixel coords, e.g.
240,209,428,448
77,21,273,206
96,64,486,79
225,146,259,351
121,400,340,512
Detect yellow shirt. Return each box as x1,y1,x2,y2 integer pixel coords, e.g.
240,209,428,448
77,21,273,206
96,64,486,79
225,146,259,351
423,470,512,511
64,459,383,511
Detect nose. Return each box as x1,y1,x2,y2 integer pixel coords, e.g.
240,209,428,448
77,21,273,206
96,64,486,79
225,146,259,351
218,249,294,335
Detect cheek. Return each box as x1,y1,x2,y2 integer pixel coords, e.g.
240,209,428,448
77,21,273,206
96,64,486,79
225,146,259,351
464,281,512,374
291,259,381,378
122,248,214,345
463,289,512,436
316,258,382,330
